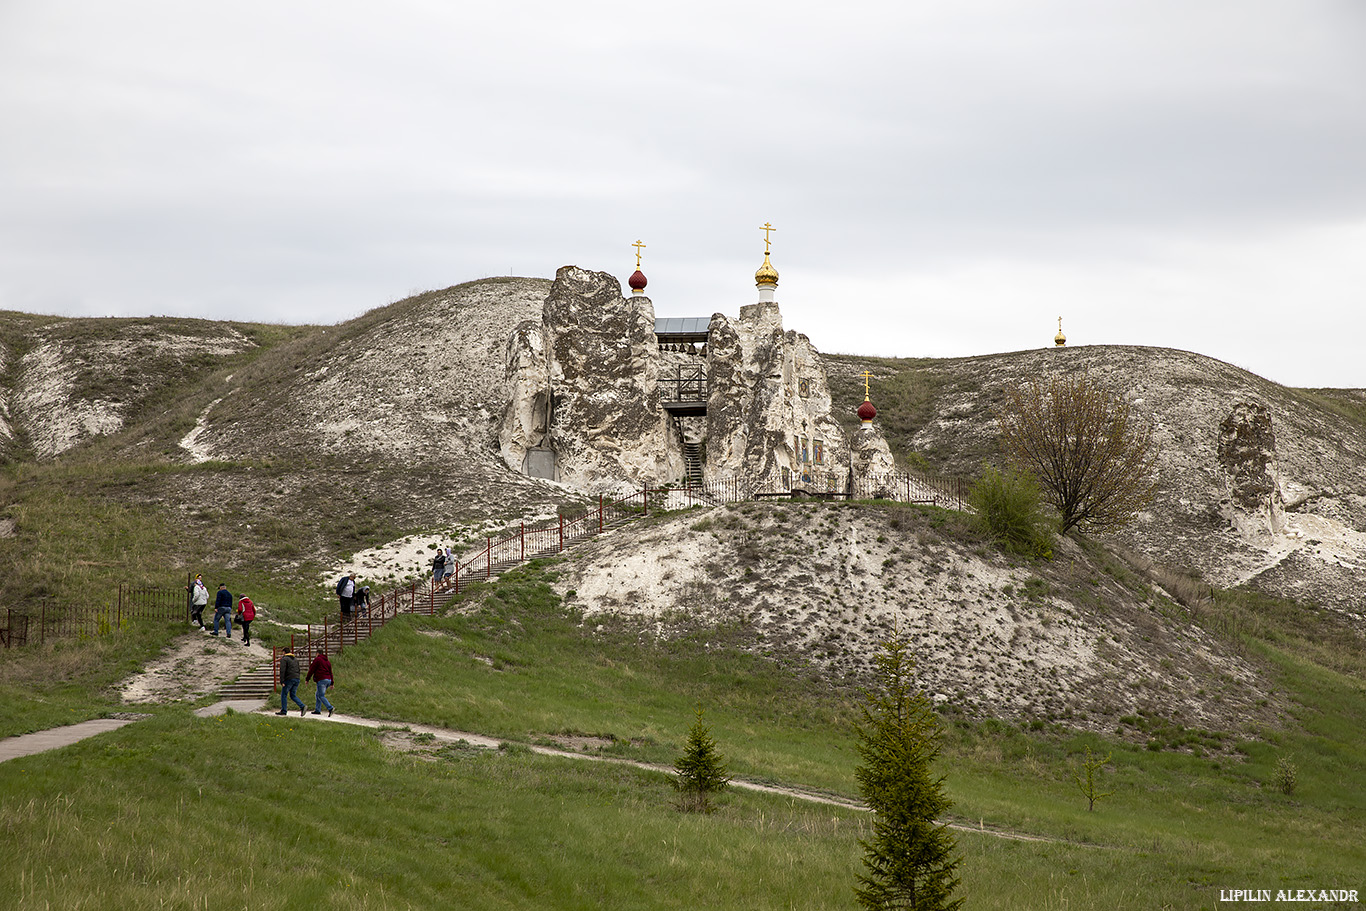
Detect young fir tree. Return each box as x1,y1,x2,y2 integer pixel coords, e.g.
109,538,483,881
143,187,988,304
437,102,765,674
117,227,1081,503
674,703,730,813
854,634,964,911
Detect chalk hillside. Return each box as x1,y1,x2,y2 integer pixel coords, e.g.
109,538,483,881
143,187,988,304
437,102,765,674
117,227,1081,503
2,275,1364,734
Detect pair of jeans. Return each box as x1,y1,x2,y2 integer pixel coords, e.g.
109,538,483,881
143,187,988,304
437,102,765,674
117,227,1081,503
314,678,334,713
281,679,305,712
212,608,232,636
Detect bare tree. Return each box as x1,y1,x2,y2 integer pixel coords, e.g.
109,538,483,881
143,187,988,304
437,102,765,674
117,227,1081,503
999,372,1158,534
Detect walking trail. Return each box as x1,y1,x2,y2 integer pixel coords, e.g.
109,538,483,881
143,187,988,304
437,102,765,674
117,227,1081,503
1,689,1062,846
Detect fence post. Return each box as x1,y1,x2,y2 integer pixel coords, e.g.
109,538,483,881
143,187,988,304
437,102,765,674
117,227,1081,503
643,486,649,517
599,495,604,532
486,536,492,578
559,515,564,551
521,523,525,562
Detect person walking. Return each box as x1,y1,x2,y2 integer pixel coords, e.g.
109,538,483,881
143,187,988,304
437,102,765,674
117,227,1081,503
353,585,370,618
277,647,306,716
188,574,209,629
431,549,446,587
306,650,335,717
211,583,233,637
237,594,256,646
336,572,356,623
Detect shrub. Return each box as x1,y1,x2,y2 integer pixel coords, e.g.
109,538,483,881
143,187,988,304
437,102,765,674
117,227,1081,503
1073,746,1115,811
674,704,730,813
1274,756,1298,796
968,466,1054,559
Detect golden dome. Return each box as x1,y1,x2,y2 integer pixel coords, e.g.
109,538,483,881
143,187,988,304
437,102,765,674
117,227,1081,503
755,251,779,287
1054,316,1066,347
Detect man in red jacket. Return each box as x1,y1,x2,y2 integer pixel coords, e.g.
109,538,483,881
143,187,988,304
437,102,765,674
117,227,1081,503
306,650,335,717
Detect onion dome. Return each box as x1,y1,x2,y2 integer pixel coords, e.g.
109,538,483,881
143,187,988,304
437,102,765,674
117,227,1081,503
629,269,647,295
857,399,877,423
754,252,779,288
1054,316,1066,347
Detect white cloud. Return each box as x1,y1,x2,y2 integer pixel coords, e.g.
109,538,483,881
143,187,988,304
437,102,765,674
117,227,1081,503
1,0,1364,386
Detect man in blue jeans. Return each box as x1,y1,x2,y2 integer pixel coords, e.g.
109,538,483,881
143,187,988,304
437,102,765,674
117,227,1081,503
276,648,306,716
210,583,233,637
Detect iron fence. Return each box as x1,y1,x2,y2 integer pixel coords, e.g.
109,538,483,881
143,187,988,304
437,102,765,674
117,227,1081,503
0,581,189,649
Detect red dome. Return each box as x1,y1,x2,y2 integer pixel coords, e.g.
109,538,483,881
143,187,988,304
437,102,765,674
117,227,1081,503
629,269,648,291
857,399,877,422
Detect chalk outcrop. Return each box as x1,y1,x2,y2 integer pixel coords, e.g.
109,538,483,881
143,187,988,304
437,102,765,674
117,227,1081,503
705,303,853,490
500,271,863,493
500,267,676,490
1218,401,1285,537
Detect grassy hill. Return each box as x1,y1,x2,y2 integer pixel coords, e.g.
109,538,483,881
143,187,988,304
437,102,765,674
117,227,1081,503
1,555,1363,908
2,283,1365,907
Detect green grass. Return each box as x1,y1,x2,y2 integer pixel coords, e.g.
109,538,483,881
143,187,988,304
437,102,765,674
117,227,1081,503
339,562,859,793
3,530,1365,907
0,711,868,910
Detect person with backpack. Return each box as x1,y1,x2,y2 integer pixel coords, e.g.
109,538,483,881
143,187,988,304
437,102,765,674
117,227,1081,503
336,572,356,622
188,574,209,629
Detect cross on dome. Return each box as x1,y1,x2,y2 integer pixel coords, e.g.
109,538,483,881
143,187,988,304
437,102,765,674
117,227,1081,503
857,370,877,423
754,222,779,299
628,239,648,295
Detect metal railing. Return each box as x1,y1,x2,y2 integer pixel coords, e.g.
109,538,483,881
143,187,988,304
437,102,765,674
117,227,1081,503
659,365,707,402
267,467,968,675
753,467,969,512
0,582,189,649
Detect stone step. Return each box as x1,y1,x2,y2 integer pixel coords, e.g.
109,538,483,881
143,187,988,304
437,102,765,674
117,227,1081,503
219,664,275,698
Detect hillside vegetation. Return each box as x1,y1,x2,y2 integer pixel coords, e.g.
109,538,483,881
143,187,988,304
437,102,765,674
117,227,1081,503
2,279,1365,907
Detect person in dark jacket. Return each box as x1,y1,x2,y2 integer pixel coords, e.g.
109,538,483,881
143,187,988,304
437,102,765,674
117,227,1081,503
306,650,335,716
211,583,233,637
276,648,306,716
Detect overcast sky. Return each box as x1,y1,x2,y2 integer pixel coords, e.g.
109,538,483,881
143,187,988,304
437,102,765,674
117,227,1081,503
2,1,1364,387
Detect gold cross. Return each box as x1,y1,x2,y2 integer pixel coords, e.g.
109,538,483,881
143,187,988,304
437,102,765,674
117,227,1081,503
858,370,873,400
632,239,646,268
760,222,776,253
1057,316,1062,332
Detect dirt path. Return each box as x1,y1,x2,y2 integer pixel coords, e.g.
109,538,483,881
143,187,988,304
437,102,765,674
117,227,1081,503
245,705,1066,845
119,629,271,704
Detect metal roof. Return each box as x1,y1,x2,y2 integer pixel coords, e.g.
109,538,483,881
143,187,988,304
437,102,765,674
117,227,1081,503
654,317,712,335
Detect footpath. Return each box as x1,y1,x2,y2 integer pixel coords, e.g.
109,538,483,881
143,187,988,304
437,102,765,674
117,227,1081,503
0,700,1057,844
0,714,151,763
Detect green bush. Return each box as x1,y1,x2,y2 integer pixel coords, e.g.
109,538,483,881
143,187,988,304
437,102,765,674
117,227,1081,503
674,704,730,813
968,466,1054,559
